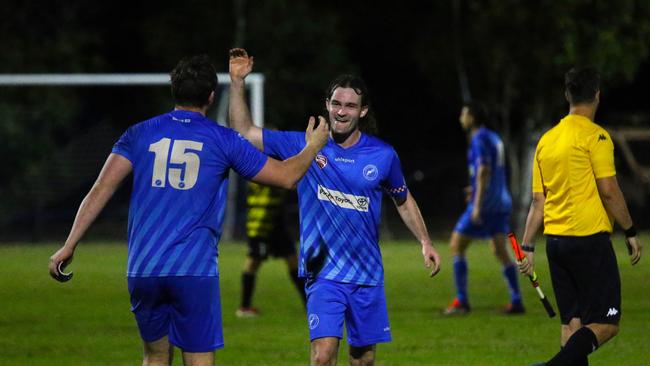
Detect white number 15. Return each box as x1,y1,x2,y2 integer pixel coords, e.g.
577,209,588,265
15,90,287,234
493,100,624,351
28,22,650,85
148,138,204,190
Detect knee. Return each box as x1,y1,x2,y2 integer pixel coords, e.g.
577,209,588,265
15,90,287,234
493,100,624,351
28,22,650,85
349,346,375,366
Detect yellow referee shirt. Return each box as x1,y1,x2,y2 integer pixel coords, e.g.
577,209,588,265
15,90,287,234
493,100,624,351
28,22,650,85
532,114,616,236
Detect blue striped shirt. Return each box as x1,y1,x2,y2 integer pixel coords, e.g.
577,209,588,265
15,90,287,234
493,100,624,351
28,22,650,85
112,110,267,277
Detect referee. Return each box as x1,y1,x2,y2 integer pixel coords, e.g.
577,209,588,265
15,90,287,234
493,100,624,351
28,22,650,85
519,67,642,366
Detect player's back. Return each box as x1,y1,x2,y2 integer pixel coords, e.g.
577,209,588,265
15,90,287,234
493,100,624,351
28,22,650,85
112,109,266,277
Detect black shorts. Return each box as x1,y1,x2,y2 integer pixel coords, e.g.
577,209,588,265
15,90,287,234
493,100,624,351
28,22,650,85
546,233,621,325
247,228,296,260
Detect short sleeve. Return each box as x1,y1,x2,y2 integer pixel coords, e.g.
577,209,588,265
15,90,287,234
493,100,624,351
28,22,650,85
381,149,408,201
590,130,616,178
472,134,491,166
532,142,544,193
263,129,305,159
112,127,134,162
227,131,268,180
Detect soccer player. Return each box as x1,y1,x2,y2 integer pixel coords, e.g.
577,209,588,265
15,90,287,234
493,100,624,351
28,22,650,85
519,67,642,366
236,181,306,317
228,48,441,366
443,101,524,315
47,54,329,366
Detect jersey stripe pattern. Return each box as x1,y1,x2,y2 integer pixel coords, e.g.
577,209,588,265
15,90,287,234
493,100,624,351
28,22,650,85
263,130,407,286
468,127,512,213
112,110,267,277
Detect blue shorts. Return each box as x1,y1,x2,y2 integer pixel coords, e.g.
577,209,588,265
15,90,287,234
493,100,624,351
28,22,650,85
453,206,510,238
305,278,391,347
128,276,223,352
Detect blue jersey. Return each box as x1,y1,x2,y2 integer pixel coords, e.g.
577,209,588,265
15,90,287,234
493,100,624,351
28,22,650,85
112,110,267,277
263,130,407,286
467,127,512,213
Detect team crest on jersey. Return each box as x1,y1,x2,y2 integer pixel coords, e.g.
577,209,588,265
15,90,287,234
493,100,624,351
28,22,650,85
315,154,328,169
363,164,379,181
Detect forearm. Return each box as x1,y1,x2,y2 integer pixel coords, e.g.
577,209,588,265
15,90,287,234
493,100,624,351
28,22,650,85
473,166,489,208
601,187,634,230
229,79,263,149
63,183,117,250
521,193,545,246
396,192,432,246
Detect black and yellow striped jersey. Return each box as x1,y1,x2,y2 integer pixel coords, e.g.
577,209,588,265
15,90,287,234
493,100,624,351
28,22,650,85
246,182,286,238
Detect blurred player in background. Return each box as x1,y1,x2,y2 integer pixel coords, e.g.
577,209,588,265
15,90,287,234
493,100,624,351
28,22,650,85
229,48,441,366
48,54,329,366
444,101,524,315
236,180,306,317
520,67,642,366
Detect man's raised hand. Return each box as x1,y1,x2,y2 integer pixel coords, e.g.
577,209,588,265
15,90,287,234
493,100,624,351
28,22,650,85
229,48,254,81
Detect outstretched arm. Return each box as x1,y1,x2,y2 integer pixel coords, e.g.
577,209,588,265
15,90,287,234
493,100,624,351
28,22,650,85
251,116,328,189
596,176,642,265
394,191,441,277
229,48,264,150
48,154,132,280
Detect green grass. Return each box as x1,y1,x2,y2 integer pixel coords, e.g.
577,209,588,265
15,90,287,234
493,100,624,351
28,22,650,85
0,238,648,365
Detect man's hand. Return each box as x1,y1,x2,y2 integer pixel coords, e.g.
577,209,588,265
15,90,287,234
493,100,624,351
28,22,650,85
229,48,254,82
49,246,75,282
518,250,535,276
305,116,329,150
422,243,441,277
626,236,642,265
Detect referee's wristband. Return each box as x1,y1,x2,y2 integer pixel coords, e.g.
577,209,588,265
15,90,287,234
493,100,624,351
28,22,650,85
521,244,535,252
624,225,637,238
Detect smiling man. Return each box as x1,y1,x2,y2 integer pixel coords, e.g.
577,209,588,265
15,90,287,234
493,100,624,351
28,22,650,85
228,48,441,366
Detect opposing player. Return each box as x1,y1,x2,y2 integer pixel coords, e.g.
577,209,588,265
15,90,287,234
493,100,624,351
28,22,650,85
236,181,306,317
444,101,523,315
48,54,329,366
229,48,441,366
520,67,642,366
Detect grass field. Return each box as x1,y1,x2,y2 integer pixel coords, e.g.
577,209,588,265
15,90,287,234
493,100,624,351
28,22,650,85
1,238,648,365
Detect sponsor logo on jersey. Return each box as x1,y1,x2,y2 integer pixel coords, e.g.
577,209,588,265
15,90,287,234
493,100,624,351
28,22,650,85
308,314,320,329
606,307,618,317
598,134,607,141
171,116,191,123
315,154,328,169
363,164,379,181
317,185,369,212
335,157,355,163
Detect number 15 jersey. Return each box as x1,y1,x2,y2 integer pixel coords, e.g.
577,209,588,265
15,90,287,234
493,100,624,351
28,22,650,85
112,110,267,278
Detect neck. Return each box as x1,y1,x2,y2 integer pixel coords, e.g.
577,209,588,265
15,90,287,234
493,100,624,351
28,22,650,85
568,104,596,121
332,129,361,148
468,125,481,138
175,105,208,116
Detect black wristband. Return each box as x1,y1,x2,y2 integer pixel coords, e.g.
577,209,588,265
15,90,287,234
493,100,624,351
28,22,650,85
521,244,535,252
624,225,637,238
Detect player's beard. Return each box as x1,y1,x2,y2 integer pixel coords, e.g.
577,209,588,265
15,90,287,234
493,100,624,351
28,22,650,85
330,117,359,143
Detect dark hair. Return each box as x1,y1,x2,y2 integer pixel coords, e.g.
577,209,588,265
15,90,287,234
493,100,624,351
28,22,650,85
565,67,600,105
170,55,218,107
326,74,378,134
463,100,489,127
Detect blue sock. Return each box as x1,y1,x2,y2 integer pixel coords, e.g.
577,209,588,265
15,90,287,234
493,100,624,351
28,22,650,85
503,263,522,304
453,256,468,303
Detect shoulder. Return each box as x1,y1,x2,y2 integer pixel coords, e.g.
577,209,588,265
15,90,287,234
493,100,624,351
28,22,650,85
363,134,394,152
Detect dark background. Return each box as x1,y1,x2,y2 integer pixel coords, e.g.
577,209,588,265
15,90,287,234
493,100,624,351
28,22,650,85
2,1,649,241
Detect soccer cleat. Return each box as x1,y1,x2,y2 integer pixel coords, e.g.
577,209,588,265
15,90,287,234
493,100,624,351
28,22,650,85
235,307,260,318
503,302,526,315
443,298,470,315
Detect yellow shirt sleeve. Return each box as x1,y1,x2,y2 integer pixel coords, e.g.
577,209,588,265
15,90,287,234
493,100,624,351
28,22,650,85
590,130,616,178
532,141,544,193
